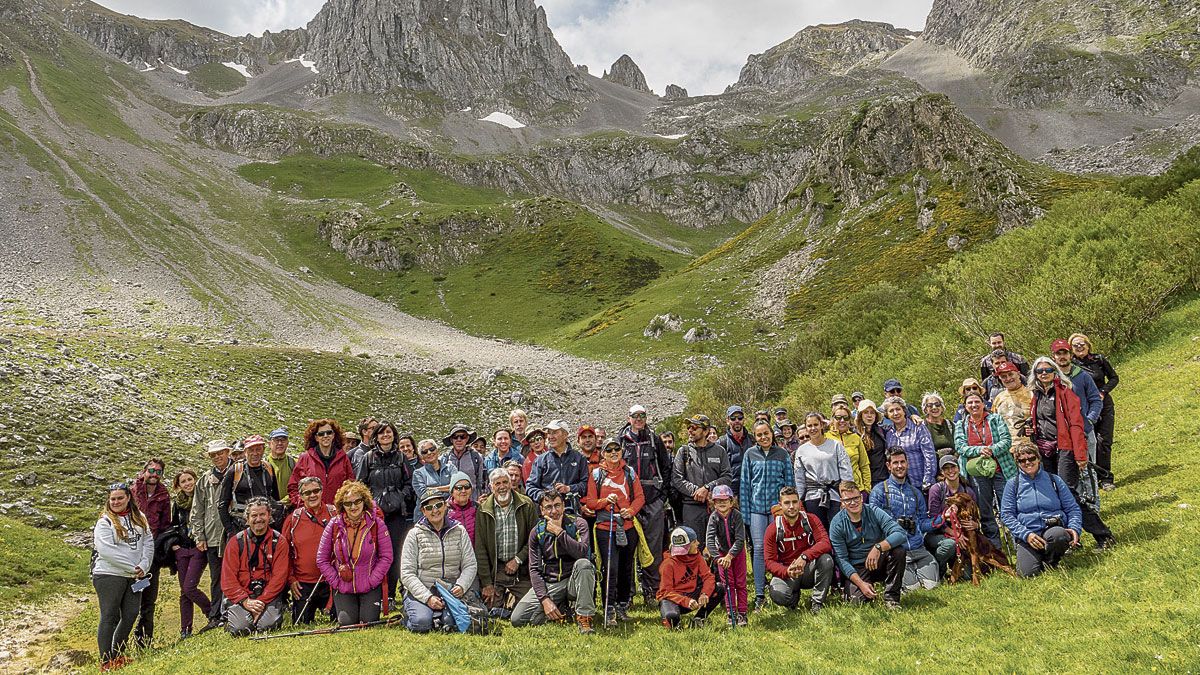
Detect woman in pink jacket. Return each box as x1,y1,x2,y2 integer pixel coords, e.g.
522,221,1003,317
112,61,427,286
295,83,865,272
317,481,394,626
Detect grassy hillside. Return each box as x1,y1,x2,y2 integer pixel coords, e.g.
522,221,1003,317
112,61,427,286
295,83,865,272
42,285,1197,674
0,516,88,610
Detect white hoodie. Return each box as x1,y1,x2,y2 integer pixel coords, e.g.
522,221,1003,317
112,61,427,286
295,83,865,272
92,512,154,577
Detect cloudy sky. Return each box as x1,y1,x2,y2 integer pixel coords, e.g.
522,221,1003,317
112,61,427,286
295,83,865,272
96,0,934,95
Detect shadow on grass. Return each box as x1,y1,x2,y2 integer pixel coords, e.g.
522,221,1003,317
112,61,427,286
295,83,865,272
1105,495,1172,519
1119,463,1180,487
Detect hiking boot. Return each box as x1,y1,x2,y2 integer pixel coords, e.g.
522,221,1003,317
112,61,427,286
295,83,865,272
197,619,220,634
753,596,767,612
689,615,706,628
576,615,595,635
643,592,658,608
1096,537,1117,551
179,629,192,640
661,618,675,631
884,598,901,611
603,607,618,628
735,612,748,627
1100,480,1116,492
615,602,631,622
809,601,823,616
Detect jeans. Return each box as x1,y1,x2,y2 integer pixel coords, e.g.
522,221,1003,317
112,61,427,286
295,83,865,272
768,553,834,607
404,592,450,633
1094,395,1116,483
844,547,906,603
803,498,840,532
1014,526,1073,577
174,547,211,633
902,546,941,591
748,512,771,599
93,574,139,662
333,586,382,626
971,474,1005,548
511,559,597,625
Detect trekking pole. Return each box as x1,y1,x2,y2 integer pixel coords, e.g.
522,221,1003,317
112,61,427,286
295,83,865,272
604,506,615,622
250,615,403,640
295,581,324,626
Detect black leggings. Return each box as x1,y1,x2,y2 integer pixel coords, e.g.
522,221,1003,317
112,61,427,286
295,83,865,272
384,514,411,600
333,586,383,626
595,527,639,608
93,575,138,662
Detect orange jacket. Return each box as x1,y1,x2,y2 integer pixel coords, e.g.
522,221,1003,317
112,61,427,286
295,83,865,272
279,505,335,585
221,527,289,605
656,551,715,607
583,460,644,530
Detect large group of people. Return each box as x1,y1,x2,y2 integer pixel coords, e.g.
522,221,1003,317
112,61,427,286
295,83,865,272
90,331,1121,670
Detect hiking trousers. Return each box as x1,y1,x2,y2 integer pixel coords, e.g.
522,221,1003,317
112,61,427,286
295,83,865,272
225,598,284,636
844,547,906,604
93,574,139,662
636,499,666,597
333,585,383,626
768,553,834,607
1014,526,1073,577
511,559,597,626
1052,450,1113,542
660,584,725,626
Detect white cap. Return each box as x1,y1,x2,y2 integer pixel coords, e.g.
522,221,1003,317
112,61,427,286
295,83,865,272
545,419,570,432
629,404,647,415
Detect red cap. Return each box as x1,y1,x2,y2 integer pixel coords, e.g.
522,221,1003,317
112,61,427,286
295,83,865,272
242,434,266,449
577,425,597,437
1050,339,1071,353
994,361,1019,374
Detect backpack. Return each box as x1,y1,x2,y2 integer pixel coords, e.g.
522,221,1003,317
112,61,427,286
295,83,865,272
364,450,409,516
285,506,333,564
774,513,813,556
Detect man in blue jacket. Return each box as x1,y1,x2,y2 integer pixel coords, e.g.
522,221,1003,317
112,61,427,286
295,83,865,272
829,481,908,609
870,449,955,591
526,420,589,514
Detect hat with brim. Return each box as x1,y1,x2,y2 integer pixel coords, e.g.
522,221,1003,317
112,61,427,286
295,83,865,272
205,439,233,455
939,454,959,469
524,428,546,443
242,434,266,450
419,489,447,506
857,399,878,413
442,423,476,446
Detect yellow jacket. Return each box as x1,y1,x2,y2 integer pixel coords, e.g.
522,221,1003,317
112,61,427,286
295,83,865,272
830,428,871,490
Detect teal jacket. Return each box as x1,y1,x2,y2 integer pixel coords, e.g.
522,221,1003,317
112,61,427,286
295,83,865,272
954,413,1015,480
828,504,908,578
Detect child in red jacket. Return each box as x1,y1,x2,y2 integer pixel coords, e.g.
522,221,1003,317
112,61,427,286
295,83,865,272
656,527,725,629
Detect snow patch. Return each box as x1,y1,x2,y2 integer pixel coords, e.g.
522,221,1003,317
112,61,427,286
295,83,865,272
495,32,508,37
139,65,157,72
656,133,687,140
222,62,253,78
460,107,473,112
479,112,526,129
284,55,320,75
166,64,189,75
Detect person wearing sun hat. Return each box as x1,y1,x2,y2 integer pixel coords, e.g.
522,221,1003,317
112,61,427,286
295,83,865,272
191,440,232,628
657,526,724,629
441,424,488,497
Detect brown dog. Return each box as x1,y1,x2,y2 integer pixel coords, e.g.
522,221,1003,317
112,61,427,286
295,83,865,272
943,492,1016,584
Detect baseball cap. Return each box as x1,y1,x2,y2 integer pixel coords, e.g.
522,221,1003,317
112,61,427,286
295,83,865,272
629,404,647,415
577,425,597,437
602,439,621,451
545,419,570,432
1050,339,1071,353
773,407,787,415
269,427,288,439
725,405,744,418
205,439,233,454
994,361,1019,375
939,454,958,469
685,414,710,428
712,485,734,500
883,378,903,392
242,434,266,449
669,526,699,556
851,391,865,401
419,489,446,506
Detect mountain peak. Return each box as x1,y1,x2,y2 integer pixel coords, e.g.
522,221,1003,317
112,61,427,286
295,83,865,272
602,54,652,94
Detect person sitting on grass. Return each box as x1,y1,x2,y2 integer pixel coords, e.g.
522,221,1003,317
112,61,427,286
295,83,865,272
657,527,725,630
221,498,288,636
399,489,476,633
1001,442,1083,578
510,491,597,634
763,486,835,615
829,481,908,610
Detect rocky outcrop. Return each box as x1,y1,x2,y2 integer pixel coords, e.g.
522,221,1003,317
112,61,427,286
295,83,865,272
664,84,688,100
602,54,652,94
731,20,918,91
1041,114,1200,176
922,0,1199,112
305,0,590,114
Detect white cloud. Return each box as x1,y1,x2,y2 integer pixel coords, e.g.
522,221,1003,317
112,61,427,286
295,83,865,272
94,0,324,36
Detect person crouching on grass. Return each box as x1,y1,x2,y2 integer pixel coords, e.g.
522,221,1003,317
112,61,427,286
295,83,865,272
657,527,725,629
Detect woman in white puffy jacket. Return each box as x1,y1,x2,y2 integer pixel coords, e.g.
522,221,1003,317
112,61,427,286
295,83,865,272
92,482,154,669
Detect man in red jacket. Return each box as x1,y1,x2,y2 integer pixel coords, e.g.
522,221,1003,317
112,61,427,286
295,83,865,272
222,499,289,636
764,486,835,614
131,457,170,647
280,476,335,624
656,526,724,629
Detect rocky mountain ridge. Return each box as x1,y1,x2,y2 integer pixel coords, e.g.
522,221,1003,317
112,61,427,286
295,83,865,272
602,54,652,94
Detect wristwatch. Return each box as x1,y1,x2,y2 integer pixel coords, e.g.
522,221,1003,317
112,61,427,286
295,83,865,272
872,543,882,552
799,554,809,563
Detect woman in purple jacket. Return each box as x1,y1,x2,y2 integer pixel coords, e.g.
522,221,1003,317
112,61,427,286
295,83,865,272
317,481,394,626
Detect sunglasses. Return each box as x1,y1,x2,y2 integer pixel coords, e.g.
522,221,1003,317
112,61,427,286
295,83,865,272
316,430,336,437
343,498,364,507
422,501,446,512
887,389,902,394
1035,367,1057,375
630,413,647,420
145,467,163,475
419,448,438,455
603,446,622,453
1017,457,1039,466
925,402,943,409
796,435,810,442
729,415,744,421
300,489,322,497
109,482,129,491
452,484,472,492
1071,342,1087,348
451,433,469,441
833,415,850,421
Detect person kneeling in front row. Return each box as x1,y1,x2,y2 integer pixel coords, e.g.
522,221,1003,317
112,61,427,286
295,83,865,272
510,491,597,634
764,486,835,615
1001,442,1082,577
221,498,288,636
829,481,908,609
658,526,725,629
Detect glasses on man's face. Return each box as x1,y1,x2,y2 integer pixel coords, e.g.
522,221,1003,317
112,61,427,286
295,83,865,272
453,485,471,492
842,494,863,505
316,430,335,437
451,433,468,441
630,413,647,420
1035,367,1056,375
729,415,744,421
887,389,902,395
422,501,446,512
300,489,322,497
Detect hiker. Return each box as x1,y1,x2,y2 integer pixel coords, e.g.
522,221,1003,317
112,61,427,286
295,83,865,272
447,472,478,545
716,405,753,495
399,490,477,633
1028,356,1115,549
883,397,937,493
828,404,871,496
794,412,853,530
1052,339,1104,472
706,485,747,624
520,428,547,482
954,391,1015,548
951,379,989,424
221,498,288,636
526,420,588,513
219,435,280,536
93,482,153,671
288,419,354,508
982,350,1012,402
168,468,211,638
657,527,724,629
484,429,523,473
763,486,835,614
921,393,956,457
317,481,393,626
980,332,1029,381
777,419,800,455
617,403,673,606
660,431,675,454
1070,333,1119,490
441,424,488,496
738,421,793,611
131,458,169,647
829,481,908,609
510,492,597,633
265,428,295,512
870,449,952,591
509,409,530,454
356,420,414,601
280,476,334,624
991,361,1033,443
854,400,888,488
190,440,231,628
672,414,732,536
924,456,976,575
412,437,454,500
502,459,525,495
347,417,379,473
584,439,645,626
1001,442,1083,577
476,468,536,619
578,424,601,470
879,379,922,426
